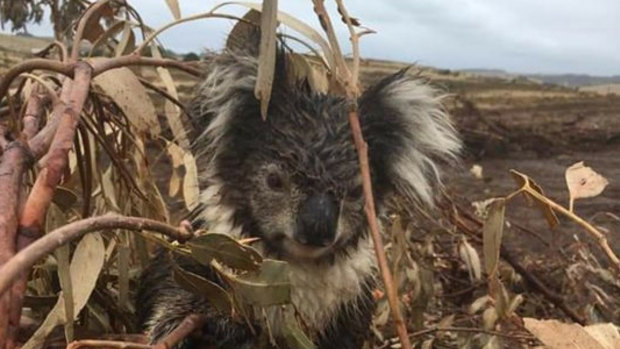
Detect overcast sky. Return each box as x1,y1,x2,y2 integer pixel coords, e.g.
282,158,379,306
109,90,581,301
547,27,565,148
16,1,620,76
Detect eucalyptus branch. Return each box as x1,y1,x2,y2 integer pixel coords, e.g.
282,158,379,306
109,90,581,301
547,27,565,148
71,0,114,62
0,214,193,297
91,56,202,77
334,0,360,86
0,59,75,101
21,85,50,141
313,1,411,347
520,186,620,272
132,13,251,55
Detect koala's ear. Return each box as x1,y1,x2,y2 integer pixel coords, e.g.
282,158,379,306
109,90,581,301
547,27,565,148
359,69,461,205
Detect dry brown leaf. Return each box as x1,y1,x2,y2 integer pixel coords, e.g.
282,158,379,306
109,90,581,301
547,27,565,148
286,53,329,93
150,43,190,149
182,151,200,210
166,141,184,197
470,164,483,179
218,2,334,69
114,22,136,57
565,161,609,211
81,3,114,43
523,318,607,349
584,323,620,349
93,66,161,136
164,0,182,20
254,0,279,120
22,233,105,349
226,10,262,52
510,170,560,229
458,237,481,281
482,198,505,277
89,20,126,56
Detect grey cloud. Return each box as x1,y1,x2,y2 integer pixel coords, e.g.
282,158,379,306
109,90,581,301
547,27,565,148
7,1,620,75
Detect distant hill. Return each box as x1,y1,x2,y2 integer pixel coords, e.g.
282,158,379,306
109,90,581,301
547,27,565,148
461,68,620,87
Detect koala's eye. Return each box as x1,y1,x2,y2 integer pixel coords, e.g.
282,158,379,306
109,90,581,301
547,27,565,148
266,172,285,191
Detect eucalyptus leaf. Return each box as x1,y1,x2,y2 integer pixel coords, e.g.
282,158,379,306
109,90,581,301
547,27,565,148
173,264,233,315
230,259,291,306
188,233,262,271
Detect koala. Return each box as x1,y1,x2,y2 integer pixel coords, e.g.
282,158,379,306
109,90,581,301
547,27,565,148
136,33,461,349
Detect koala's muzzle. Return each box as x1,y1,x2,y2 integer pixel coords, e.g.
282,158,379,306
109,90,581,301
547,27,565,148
295,193,339,247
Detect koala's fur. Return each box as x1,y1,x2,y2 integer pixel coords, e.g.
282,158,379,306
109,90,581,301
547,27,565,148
136,35,460,348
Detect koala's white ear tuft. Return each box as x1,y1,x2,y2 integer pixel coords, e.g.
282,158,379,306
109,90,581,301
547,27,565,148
359,69,462,206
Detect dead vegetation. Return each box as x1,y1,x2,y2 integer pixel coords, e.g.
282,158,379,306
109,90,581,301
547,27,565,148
0,1,618,349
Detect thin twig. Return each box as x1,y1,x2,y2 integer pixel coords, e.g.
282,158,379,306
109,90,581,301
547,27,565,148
137,77,189,116
21,74,60,106
67,340,151,349
71,0,114,62
0,59,74,102
132,13,251,55
152,314,207,349
0,213,193,297
311,0,349,83
334,0,360,87
522,187,620,272
408,326,535,341
91,56,202,77
312,1,411,347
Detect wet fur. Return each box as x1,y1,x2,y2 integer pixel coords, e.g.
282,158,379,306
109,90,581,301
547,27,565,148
137,38,460,348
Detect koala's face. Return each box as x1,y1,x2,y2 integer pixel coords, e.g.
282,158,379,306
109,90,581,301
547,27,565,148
230,94,368,261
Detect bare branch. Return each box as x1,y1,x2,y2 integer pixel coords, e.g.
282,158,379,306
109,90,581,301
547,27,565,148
27,78,73,159
0,59,74,102
132,12,251,55
0,213,193,298
153,314,207,349
67,340,151,349
7,63,94,344
334,0,360,90
22,85,50,141
91,56,201,77
0,140,32,349
71,0,113,62
312,1,411,347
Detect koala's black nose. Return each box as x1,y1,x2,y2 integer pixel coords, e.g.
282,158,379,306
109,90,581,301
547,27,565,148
295,193,340,247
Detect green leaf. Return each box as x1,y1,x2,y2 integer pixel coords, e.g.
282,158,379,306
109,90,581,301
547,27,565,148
281,306,317,349
188,233,262,271
173,264,233,315
230,259,291,306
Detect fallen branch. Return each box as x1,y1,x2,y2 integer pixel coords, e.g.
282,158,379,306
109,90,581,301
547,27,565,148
448,199,587,325
408,326,535,341
0,213,193,297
